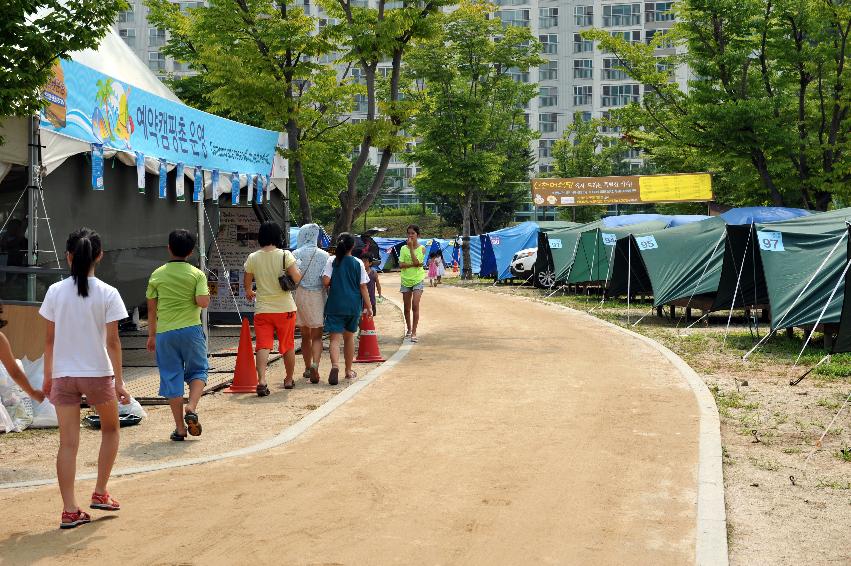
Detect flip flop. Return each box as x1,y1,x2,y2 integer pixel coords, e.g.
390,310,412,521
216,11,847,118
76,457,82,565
345,370,357,380
328,367,339,386
411,335,418,343
256,383,270,397
184,411,202,437
284,378,295,390
309,366,320,384
302,369,311,379
170,429,187,441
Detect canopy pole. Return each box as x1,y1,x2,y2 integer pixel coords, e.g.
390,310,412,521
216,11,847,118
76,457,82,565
627,239,632,324
283,178,291,249
26,115,40,301
197,197,209,354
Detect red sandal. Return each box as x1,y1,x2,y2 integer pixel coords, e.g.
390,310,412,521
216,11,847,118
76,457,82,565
90,491,120,511
60,508,91,529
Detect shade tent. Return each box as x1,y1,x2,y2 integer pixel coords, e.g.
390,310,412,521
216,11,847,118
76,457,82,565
754,208,851,329
607,217,727,305
479,221,540,279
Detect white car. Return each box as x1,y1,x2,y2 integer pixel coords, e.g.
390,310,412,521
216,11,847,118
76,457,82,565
510,247,538,281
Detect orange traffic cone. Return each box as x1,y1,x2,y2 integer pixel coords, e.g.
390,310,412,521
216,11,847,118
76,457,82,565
225,318,258,393
355,312,385,363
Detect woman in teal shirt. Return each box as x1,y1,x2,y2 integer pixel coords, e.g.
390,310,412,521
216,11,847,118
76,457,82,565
398,224,425,343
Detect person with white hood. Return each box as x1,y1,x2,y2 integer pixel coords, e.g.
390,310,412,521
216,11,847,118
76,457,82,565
292,224,329,384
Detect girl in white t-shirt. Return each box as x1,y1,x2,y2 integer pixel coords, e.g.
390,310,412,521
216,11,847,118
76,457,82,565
39,228,130,529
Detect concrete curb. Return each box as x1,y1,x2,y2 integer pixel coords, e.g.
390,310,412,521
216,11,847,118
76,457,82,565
457,284,729,566
0,298,412,491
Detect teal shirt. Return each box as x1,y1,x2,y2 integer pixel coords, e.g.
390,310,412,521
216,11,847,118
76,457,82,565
325,256,364,316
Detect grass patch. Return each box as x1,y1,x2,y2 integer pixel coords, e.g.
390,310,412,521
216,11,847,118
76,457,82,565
834,448,851,463
815,478,851,490
749,456,781,471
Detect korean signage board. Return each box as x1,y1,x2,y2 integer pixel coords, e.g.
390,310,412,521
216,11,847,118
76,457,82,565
530,173,712,206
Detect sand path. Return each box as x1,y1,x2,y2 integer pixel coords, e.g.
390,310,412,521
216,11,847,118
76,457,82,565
0,278,701,565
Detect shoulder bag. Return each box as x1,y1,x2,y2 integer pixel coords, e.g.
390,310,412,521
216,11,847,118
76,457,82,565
278,250,298,292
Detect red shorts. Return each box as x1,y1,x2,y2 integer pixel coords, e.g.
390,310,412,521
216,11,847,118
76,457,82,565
254,312,296,353
50,376,116,406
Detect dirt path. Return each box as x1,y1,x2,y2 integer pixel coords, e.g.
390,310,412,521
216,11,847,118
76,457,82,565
0,278,702,565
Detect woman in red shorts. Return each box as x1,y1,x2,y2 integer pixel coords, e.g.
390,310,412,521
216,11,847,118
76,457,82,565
244,221,302,394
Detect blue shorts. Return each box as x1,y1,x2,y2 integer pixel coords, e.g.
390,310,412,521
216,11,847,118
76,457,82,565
155,325,208,399
324,312,361,334
400,281,425,293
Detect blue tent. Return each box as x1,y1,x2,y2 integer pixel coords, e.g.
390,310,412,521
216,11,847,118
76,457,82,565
720,206,811,225
480,221,539,280
600,214,711,228
373,236,407,270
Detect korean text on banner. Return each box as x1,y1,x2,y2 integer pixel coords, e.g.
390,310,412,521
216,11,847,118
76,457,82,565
40,59,279,178
530,173,712,206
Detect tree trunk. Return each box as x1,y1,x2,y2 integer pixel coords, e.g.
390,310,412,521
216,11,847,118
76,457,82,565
750,149,784,205
286,120,311,224
461,192,473,280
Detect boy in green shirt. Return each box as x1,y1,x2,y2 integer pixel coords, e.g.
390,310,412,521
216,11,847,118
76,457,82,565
146,229,210,441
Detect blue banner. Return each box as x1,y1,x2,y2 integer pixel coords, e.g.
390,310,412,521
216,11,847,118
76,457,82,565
91,143,104,190
41,59,278,177
175,162,185,201
193,167,202,203
135,151,145,192
158,159,167,199
231,172,240,205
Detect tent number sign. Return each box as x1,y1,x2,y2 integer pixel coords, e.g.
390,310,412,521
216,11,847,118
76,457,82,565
549,238,563,249
601,233,618,246
757,231,785,252
635,235,659,250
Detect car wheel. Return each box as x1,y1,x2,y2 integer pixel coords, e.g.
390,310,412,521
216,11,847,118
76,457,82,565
534,266,556,289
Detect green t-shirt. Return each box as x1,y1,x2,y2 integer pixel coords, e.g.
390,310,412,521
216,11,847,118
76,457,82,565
399,245,426,288
146,261,209,333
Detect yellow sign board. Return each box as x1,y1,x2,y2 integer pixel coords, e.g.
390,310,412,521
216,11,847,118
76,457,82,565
638,173,712,202
531,173,712,206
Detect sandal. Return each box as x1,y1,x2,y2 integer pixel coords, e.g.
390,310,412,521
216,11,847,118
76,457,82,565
283,378,295,390
256,383,270,397
170,429,187,441
90,491,120,511
309,366,320,384
60,509,91,529
302,369,311,380
328,367,339,386
411,335,418,343
184,411,202,437
345,370,357,380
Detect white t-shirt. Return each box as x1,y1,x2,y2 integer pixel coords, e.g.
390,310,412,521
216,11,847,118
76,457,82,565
322,255,370,284
39,277,128,378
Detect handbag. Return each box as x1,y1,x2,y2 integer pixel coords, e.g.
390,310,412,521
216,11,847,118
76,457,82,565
278,251,298,292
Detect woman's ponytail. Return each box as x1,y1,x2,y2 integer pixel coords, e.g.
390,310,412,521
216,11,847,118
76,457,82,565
334,233,355,266
66,227,102,297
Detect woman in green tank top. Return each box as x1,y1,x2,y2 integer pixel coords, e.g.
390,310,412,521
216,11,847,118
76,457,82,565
398,224,426,342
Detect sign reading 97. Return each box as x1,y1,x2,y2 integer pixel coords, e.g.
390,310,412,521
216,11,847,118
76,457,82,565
757,231,785,252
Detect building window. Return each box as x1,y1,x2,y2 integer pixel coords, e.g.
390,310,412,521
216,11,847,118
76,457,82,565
579,111,593,122
506,67,529,82
539,139,556,158
573,85,592,106
539,8,558,29
118,28,136,48
539,113,558,133
610,30,642,44
573,59,592,79
539,60,558,81
149,28,167,47
645,2,674,22
352,67,366,84
494,0,527,5
117,9,134,23
601,111,621,133
354,94,368,113
540,86,558,107
603,58,629,80
539,34,558,54
497,9,530,28
646,28,673,48
148,52,166,72
573,33,594,53
574,5,593,26
177,1,204,11
539,164,554,174
602,84,640,107
603,4,642,27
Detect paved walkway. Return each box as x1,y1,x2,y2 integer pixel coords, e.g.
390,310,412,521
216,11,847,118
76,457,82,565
0,279,703,565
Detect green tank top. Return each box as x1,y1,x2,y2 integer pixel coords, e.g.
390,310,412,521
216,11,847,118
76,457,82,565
399,245,426,288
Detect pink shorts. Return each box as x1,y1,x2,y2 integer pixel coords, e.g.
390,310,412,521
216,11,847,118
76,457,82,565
50,376,116,406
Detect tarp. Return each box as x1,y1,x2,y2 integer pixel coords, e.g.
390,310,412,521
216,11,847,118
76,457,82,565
374,237,407,270
756,208,851,329
831,226,851,353
607,217,727,305
720,206,811,225
479,221,539,280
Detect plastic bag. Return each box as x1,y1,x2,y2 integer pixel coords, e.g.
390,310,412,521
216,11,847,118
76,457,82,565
118,397,147,419
19,357,57,428
0,401,14,433
0,361,34,432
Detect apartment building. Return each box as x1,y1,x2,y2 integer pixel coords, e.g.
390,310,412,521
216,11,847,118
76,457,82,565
115,1,687,212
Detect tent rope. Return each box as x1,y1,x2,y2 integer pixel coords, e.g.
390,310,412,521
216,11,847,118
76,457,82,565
743,230,847,361
0,187,27,235
723,222,753,344
590,243,617,313
794,254,851,365
803,389,851,466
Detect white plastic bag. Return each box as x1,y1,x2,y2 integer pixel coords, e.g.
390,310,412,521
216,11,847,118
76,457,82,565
18,357,57,428
118,397,147,419
0,361,34,432
0,401,14,433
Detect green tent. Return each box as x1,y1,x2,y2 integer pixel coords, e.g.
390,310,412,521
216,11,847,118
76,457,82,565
537,221,603,285
710,224,770,311
607,217,727,306
755,208,851,329
565,221,670,285
537,221,581,233
831,226,851,353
